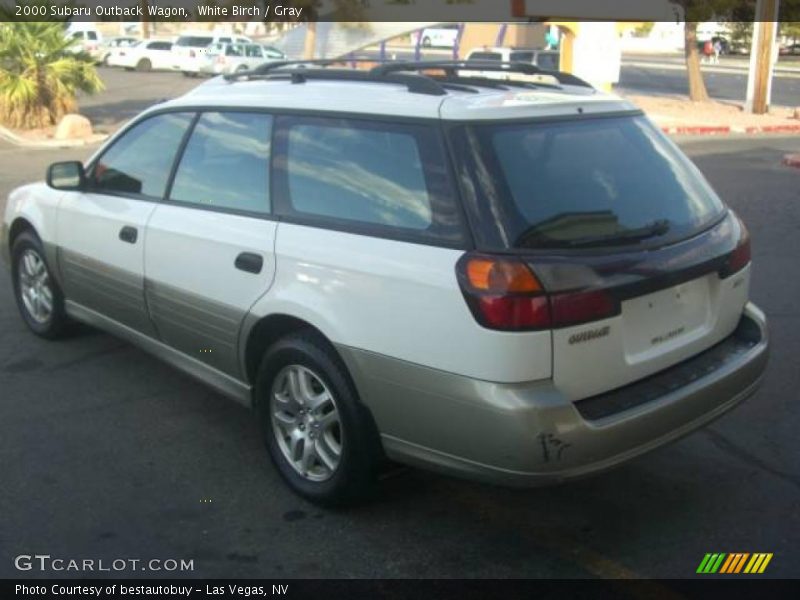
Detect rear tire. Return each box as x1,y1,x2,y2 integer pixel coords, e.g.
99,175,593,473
422,36,432,48
136,58,152,72
11,231,70,340
254,331,380,506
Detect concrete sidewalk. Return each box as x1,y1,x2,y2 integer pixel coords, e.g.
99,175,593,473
625,94,800,135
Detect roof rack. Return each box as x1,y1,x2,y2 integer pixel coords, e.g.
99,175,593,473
372,60,594,89
223,59,593,95
224,59,447,96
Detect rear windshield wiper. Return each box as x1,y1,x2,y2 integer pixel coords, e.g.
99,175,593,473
561,220,671,248
516,219,671,249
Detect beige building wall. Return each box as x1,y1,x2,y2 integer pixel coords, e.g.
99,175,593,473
457,23,547,58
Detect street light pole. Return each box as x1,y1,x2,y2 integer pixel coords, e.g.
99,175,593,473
745,0,780,114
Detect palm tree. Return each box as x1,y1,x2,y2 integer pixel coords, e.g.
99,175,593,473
0,22,104,129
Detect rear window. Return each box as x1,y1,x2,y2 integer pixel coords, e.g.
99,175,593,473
176,36,213,47
453,116,725,250
468,52,502,61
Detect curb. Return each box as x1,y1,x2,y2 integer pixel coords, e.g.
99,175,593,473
0,125,107,148
661,124,800,136
784,154,800,168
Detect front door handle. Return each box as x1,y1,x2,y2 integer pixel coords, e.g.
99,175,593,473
235,252,263,274
119,226,138,244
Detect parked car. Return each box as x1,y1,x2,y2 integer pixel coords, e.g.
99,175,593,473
779,43,800,56
466,46,561,71
198,43,285,76
2,61,768,505
107,40,174,72
65,28,103,61
416,24,461,48
171,33,252,76
97,37,139,65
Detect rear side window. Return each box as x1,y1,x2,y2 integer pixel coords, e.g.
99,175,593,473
535,52,560,70
274,116,464,246
452,116,725,250
510,51,534,63
169,112,272,215
91,113,193,198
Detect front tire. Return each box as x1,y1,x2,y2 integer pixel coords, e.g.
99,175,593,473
11,231,70,339
255,331,380,506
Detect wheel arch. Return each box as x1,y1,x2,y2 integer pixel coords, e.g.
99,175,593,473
8,216,39,247
242,311,386,465
242,313,340,387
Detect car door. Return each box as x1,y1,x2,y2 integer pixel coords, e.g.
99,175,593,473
56,112,194,336
243,44,264,70
149,41,173,69
144,111,277,379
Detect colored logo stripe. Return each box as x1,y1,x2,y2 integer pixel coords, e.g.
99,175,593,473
719,553,749,573
697,553,726,573
744,553,774,574
697,553,773,574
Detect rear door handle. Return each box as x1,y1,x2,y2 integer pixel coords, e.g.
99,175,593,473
119,226,138,244
235,252,263,274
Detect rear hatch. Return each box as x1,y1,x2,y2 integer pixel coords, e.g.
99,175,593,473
451,114,751,401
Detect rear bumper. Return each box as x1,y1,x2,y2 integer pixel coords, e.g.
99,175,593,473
339,302,769,487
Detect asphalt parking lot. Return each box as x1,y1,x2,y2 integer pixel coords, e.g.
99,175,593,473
1,69,799,580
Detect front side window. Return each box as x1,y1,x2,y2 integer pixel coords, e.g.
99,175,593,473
91,113,193,198
169,112,272,214
453,115,726,250
275,116,464,245
245,45,263,58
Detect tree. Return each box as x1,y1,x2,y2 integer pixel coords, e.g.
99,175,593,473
292,0,367,59
0,22,103,129
672,1,754,102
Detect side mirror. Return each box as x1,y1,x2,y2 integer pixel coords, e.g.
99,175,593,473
46,161,86,191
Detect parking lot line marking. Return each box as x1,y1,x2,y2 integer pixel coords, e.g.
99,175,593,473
448,487,684,596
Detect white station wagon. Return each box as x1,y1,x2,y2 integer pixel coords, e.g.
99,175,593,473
2,61,769,505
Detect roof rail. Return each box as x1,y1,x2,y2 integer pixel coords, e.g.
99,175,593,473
222,59,594,95
224,59,448,96
370,60,594,89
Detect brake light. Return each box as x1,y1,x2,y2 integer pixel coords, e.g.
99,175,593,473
722,220,751,277
550,290,617,327
457,254,618,331
189,49,196,58
216,55,225,65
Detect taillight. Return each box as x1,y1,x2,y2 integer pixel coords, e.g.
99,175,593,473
722,219,751,277
189,49,196,58
216,55,225,64
457,254,618,331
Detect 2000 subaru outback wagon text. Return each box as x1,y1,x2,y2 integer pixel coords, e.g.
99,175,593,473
2,61,769,505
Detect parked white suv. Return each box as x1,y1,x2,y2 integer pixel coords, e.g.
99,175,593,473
171,32,252,76
2,61,769,505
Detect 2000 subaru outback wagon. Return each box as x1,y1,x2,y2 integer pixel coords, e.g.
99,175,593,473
2,61,769,505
